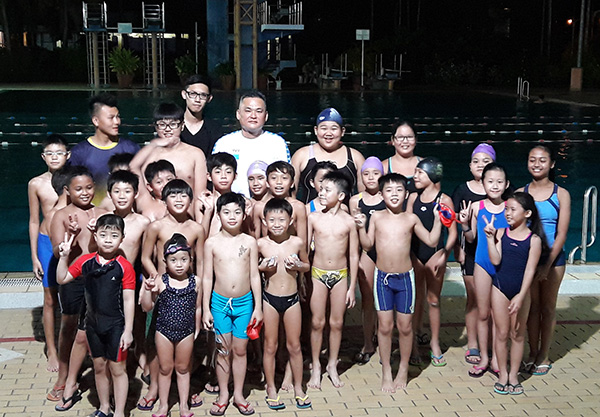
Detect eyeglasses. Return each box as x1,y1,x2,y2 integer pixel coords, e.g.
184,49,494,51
185,90,210,101
155,121,182,130
43,151,68,157
392,135,416,143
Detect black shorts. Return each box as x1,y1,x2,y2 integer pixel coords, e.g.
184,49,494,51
86,322,127,362
58,278,85,315
461,241,476,277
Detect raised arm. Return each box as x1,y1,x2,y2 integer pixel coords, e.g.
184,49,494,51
56,233,76,285
413,210,442,248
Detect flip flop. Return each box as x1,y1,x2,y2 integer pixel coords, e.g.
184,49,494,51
209,401,229,416
509,383,524,395
295,395,312,409
468,365,488,378
54,390,81,412
189,393,203,408
493,382,509,395
232,401,255,415
533,364,552,376
140,372,151,385
489,368,500,378
465,348,481,365
430,352,447,367
46,384,65,402
204,382,220,394
519,361,534,374
354,350,376,364
137,396,157,411
265,396,285,410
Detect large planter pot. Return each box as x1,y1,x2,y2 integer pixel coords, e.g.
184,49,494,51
220,74,235,91
117,73,134,88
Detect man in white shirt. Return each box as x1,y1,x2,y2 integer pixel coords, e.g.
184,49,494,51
212,90,290,197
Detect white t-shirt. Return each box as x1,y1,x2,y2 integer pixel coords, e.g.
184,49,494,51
212,130,291,197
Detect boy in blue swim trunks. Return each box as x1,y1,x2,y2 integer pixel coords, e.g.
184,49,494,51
355,173,441,393
28,134,70,375
202,192,263,416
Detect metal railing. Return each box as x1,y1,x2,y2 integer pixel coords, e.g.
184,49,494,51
568,186,598,264
258,1,302,25
517,77,530,101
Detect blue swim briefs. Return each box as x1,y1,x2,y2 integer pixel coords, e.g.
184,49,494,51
37,233,58,288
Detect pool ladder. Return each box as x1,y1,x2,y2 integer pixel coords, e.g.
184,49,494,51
517,77,530,101
568,186,598,264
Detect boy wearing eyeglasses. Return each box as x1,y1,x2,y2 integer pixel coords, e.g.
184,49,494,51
180,75,223,158
28,134,70,377
130,102,207,212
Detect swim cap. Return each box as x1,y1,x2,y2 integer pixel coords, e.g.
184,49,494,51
417,157,443,183
316,108,343,126
471,143,496,161
247,160,268,177
361,156,384,174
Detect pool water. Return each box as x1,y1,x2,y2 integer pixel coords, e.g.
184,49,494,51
1,89,598,272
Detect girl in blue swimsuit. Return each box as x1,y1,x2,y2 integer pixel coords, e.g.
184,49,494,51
484,192,546,395
519,145,571,376
458,163,510,378
140,234,201,417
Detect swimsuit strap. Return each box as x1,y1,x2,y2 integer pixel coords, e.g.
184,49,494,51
524,183,530,193
309,143,314,158
479,200,485,210
388,157,393,173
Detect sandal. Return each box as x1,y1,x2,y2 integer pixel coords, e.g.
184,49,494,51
493,382,509,395
532,363,552,376
509,383,524,395
55,390,82,412
354,350,375,364
465,348,481,365
137,396,157,411
209,401,229,416
265,396,285,410
46,384,65,402
233,401,255,415
204,382,220,394
189,393,203,408
430,352,447,367
295,395,312,409
468,365,488,378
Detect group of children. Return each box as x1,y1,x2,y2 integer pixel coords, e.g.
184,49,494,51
29,100,570,416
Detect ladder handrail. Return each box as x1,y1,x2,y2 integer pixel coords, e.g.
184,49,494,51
568,185,598,264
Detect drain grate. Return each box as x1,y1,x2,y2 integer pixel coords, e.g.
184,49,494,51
0,277,41,287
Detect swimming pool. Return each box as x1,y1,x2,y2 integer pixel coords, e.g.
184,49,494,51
1,89,598,272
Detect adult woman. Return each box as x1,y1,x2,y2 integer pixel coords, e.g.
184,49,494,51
292,108,365,204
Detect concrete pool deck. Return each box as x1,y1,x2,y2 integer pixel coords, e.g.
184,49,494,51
0,263,599,416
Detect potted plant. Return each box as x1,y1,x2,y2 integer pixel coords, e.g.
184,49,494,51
175,54,197,84
108,47,141,88
214,61,235,91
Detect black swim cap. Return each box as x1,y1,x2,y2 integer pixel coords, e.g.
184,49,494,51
417,157,443,184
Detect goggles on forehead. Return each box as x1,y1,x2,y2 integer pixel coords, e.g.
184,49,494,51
164,244,192,257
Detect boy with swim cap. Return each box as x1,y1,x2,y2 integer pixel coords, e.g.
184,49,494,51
408,157,457,367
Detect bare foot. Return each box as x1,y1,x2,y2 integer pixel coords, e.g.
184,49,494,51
326,363,344,388
381,373,396,393
394,363,409,390
46,354,59,373
280,363,293,392
307,365,322,389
